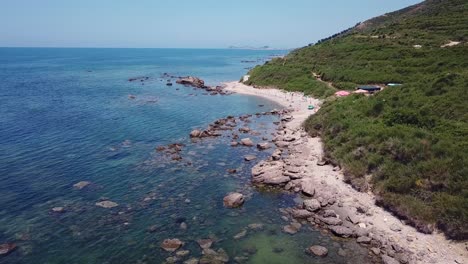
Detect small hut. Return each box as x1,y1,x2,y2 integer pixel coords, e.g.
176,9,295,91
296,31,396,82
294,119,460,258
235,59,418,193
356,85,381,93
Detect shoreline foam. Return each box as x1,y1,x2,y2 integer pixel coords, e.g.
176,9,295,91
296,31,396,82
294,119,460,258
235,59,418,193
224,81,467,264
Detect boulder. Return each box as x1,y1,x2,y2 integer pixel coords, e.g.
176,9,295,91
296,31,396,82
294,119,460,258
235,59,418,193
318,216,342,226
301,179,315,197
308,245,328,257
239,127,251,133
283,224,300,235
264,176,290,185
223,193,245,208
190,129,202,138
95,200,119,208
240,138,254,147
382,255,400,264
357,236,372,244
275,141,290,148
161,238,184,252
329,226,354,238
256,143,270,150
291,209,315,219
272,149,282,160
230,141,239,147
304,199,321,212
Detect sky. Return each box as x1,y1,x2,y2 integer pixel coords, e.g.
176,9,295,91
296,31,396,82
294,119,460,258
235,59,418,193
0,0,423,49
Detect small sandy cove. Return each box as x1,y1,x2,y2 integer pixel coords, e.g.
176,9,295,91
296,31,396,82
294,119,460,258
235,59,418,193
224,81,467,264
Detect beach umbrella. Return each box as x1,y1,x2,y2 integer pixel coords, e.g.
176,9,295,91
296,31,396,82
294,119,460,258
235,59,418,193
335,91,350,97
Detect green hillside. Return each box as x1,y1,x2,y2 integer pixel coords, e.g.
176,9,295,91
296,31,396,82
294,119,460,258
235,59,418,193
247,0,468,239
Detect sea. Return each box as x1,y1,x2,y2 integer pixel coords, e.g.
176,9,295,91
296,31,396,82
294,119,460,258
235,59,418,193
0,48,373,263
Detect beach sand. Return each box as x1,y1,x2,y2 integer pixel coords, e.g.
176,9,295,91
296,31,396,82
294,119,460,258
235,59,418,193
224,81,467,264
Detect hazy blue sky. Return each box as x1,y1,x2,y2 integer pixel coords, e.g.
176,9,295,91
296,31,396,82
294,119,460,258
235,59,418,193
0,0,422,49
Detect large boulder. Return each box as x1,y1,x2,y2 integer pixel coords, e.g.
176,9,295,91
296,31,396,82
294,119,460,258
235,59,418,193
176,76,205,88
301,179,315,197
251,161,289,185
223,193,245,208
161,238,184,252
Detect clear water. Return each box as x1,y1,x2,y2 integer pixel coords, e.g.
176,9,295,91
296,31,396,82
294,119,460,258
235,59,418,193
0,48,373,263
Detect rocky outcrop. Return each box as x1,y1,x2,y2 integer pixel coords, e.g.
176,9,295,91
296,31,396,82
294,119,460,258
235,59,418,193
176,76,205,88
223,193,245,208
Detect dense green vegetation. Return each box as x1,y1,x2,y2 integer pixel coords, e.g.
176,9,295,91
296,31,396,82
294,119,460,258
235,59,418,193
247,0,468,239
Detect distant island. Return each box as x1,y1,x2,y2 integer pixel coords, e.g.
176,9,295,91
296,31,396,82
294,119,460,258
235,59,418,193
228,45,283,50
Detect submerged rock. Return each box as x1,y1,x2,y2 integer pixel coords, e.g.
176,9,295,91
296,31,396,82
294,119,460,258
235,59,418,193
73,181,91,190
51,207,65,213
244,155,257,161
308,245,328,257
0,243,16,256
161,238,184,252
197,239,213,249
223,193,245,208
95,200,119,208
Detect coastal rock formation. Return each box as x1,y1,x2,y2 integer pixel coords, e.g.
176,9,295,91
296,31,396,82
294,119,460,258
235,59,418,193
161,238,184,252
223,192,245,208
176,76,205,88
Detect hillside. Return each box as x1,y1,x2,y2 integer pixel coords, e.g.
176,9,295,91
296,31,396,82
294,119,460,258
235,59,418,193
246,0,468,239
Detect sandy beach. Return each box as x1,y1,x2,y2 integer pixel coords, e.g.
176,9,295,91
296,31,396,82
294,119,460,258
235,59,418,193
224,81,467,264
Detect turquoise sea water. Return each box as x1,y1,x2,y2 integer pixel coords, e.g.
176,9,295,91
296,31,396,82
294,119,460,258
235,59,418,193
0,48,373,263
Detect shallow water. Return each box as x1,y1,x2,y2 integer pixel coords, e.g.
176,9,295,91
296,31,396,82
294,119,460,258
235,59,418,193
0,48,374,263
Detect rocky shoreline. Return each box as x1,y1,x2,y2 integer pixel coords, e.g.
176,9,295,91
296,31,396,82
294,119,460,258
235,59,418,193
223,81,467,264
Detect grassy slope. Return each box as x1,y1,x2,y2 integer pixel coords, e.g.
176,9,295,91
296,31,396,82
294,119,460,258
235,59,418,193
247,0,468,239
